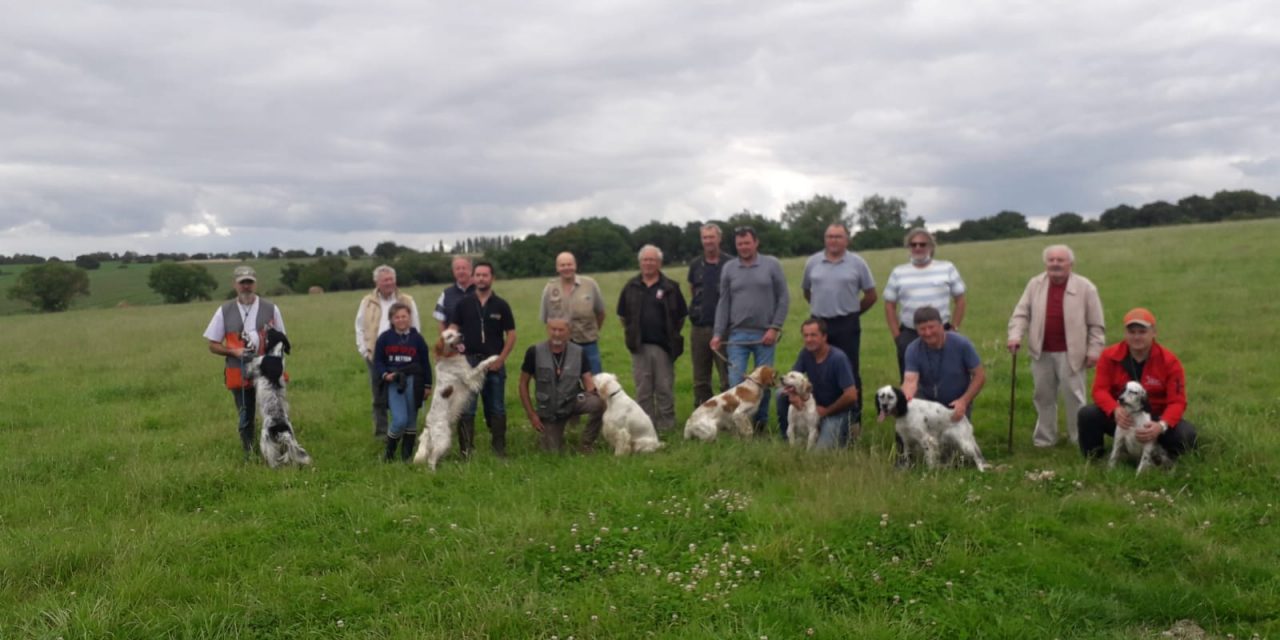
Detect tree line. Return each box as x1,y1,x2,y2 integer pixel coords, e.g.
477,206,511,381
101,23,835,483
5,189,1276,312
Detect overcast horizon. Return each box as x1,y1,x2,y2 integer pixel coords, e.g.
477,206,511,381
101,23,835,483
3,1,1278,259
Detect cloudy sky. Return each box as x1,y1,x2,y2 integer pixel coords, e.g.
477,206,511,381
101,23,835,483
2,0,1278,258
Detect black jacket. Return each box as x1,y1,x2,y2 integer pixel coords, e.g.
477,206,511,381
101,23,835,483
617,272,688,360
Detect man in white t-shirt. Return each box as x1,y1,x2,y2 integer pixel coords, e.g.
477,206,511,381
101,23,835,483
882,228,966,378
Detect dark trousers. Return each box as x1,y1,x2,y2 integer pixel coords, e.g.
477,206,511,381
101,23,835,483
893,326,918,381
539,393,606,453
824,313,863,422
231,386,257,449
365,359,389,436
690,324,729,407
1077,405,1198,459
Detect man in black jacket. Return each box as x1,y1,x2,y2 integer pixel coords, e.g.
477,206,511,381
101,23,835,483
616,244,688,431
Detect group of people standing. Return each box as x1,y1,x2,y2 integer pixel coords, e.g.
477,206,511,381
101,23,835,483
205,223,1198,465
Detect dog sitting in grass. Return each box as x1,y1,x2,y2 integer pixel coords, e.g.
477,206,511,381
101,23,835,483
250,328,312,469
683,365,776,442
593,373,664,456
780,371,819,450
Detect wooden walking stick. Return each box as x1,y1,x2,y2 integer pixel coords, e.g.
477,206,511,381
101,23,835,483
1007,349,1017,453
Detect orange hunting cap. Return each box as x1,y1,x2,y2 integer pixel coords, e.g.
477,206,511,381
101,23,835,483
1123,307,1156,328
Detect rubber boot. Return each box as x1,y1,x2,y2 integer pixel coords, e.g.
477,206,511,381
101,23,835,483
400,434,417,462
491,415,508,458
383,436,399,463
458,416,476,458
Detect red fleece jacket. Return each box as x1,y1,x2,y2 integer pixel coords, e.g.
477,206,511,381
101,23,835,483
1092,340,1187,427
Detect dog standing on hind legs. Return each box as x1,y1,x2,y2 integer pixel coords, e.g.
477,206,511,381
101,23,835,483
413,329,499,471
1108,381,1170,475
250,328,312,468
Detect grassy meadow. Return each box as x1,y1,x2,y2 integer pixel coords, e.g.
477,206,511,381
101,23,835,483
1,219,1278,639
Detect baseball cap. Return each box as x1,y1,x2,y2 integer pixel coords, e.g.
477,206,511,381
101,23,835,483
1123,307,1155,328
233,265,257,283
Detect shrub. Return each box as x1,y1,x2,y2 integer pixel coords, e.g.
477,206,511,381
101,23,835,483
7,262,90,312
147,263,219,304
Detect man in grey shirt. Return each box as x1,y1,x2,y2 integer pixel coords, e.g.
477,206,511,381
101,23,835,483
710,226,790,434
793,222,876,432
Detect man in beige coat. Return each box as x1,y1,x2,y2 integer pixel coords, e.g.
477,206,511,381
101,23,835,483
1007,245,1105,447
355,265,420,438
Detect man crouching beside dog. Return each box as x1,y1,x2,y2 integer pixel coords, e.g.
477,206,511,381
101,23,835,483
204,266,286,460
518,316,605,453
1077,308,1198,465
777,317,860,449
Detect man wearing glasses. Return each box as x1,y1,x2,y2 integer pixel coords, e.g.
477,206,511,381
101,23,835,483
710,226,790,435
882,228,967,379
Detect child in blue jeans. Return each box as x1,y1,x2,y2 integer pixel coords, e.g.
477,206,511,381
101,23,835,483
374,303,432,461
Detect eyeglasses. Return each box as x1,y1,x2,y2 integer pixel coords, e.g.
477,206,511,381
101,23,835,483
237,279,255,285
734,226,755,234
909,242,929,248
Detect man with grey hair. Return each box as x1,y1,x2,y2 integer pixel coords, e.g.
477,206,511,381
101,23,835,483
203,265,286,459
883,227,966,378
433,255,474,331
617,244,688,431
1008,244,1105,447
711,226,789,434
687,222,729,406
355,264,420,438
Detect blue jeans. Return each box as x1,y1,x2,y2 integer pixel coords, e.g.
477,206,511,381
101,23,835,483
813,411,852,450
726,329,775,428
577,341,603,375
231,387,257,438
463,368,507,418
387,374,419,438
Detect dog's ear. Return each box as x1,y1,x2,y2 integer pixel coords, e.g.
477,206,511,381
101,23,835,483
894,387,908,417
433,338,446,359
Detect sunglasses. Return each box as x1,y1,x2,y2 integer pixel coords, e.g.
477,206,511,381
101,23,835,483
909,242,929,248
734,226,755,235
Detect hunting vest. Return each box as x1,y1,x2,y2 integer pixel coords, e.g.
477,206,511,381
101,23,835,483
221,298,276,389
534,341,583,421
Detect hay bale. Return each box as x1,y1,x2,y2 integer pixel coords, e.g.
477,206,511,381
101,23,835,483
308,286,325,295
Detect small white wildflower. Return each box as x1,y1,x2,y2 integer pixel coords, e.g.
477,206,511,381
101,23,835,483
335,620,345,628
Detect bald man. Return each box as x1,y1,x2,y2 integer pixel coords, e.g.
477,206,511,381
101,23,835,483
539,251,606,373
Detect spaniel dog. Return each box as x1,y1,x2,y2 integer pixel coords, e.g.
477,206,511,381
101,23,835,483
683,365,777,442
593,373,664,455
1109,381,1169,475
874,386,989,472
413,328,499,471
780,371,819,450
249,328,312,468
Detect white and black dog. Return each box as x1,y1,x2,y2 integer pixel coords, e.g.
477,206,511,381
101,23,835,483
413,328,499,471
875,386,989,472
249,328,312,468
1109,381,1170,475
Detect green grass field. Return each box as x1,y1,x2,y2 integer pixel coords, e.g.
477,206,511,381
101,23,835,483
2,220,1278,638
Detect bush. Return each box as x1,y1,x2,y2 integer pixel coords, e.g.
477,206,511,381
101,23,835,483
147,263,219,304
7,262,90,312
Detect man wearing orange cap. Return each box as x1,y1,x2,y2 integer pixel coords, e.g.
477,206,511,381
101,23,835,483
1077,308,1198,460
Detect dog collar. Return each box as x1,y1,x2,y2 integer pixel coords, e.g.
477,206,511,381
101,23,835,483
608,388,624,398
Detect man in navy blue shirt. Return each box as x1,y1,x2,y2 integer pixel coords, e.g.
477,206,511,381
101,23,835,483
902,306,985,421
781,317,860,449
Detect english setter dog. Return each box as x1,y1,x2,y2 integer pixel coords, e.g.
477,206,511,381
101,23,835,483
412,328,498,471
683,365,776,441
780,371,819,450
594,373,664,455
1109,381,1170,475
875,386,989,472
249,328,312,468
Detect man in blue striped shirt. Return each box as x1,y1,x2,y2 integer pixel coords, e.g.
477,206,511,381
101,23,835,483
882,228,966,378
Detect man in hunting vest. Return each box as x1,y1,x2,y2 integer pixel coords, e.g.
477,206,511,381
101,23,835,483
203,265,286,459
517,316,604,453
355,264,420,438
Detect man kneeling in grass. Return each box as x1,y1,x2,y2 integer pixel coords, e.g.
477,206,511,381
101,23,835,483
518,316,605,453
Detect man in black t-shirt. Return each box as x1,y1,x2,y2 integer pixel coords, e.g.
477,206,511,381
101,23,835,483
517,317,604,453
447,261,517,457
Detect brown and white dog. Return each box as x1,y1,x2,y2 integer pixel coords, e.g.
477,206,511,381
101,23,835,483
683,365,777,441
412,328,497,470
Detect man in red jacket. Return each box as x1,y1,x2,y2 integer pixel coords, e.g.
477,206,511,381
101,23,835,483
1077,307,1198,460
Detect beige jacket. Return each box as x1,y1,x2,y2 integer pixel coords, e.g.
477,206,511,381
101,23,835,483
1007,272,1105,372
356,290,417,358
